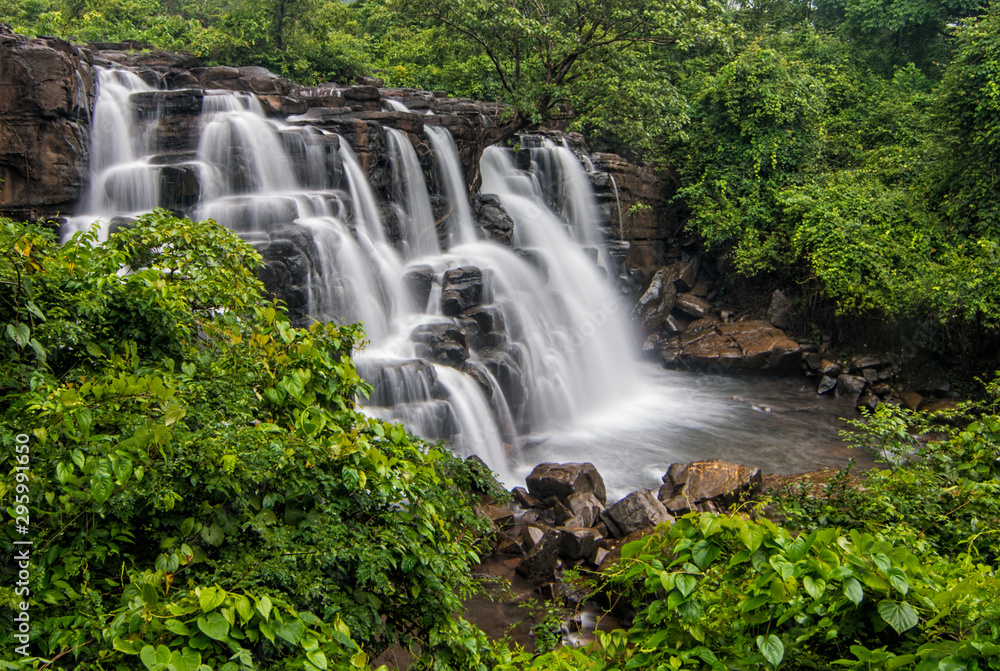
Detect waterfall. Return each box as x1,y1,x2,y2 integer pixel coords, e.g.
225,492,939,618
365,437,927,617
386,128,440,258
425,126,478,246
71,69,159,234
68,68,642,483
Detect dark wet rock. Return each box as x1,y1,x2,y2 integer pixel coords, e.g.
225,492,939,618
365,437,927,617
411,322,469,368
766,289,794,329
836,374,867,401
658,459,762,514
674,293,713,320
0,31,93,219
516,528,561,583
664,261,697,292
817,375,838,395
900,390,924,411
557,527,601,560
479,503,515,528
359,358,447,406
563,492,604,528
512,486,545,509
478,347,527,406
442,266,484,316
632,267,677,334
663,313,689,335
158,164,200,210
590,547,610,568
718,321,801,371
520,523,547,550
858,393,881,412
526,462,607,505
471,194,514,245
600,490,673,538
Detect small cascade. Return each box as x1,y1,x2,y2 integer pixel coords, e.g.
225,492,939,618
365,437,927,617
198,92,298,195
425,126,478,246
72,69,159,234
386,128,440,258
69,68,645,483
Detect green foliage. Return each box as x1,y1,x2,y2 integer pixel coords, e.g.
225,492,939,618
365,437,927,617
933,2,1000,238
499,515,1000,670
777,385,1000,563
381,0,732,144
0,212,495,669
676,41,826,274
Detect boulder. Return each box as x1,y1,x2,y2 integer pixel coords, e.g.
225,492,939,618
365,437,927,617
632,267,677,334
674,293,713,320
478,503,515,528
526,462,607,505
600,490,673,538
817,375,837,395
836,374,867,401
471,194,514,245
658,459,762,513
0,30,93,219
766,289,794,329
563,491,605,527
516,528,561,583
557,527,601,560
512,486,545,509
411,322,469,368
441,266,484,316
664,261,697,292
900,390,924,411
718,321,801,371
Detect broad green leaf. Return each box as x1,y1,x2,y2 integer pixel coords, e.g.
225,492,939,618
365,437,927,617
675,574,697,598
844,577,864,606
165,619,192,636
739,523,765,552
757,634,784,667
197,612,230,641
804,575,826,600
164,402,187,426
877,599,919,634
198,586,226,612
256,595,273,621
139,645,157,669
235,595,253,623
275,618,306,644
113,637,143,655
888,567,910,596
307,650,328,670
91,461,114,504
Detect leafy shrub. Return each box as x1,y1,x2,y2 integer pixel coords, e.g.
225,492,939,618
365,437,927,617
0,212,494,669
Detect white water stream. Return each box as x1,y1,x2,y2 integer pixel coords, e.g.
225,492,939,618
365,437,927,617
63,69,865,492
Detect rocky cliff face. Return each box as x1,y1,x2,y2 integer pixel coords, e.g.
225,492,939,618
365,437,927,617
0,29,669,269
0,27,94,221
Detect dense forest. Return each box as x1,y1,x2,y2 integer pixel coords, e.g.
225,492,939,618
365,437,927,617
2,0,1000,669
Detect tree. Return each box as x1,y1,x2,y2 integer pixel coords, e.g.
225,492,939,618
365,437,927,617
381,0,730,183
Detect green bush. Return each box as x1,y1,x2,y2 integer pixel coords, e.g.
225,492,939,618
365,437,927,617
0,212,494,670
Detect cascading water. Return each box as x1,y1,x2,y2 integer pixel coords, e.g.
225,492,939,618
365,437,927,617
65,68,866,495
425,126,478,246
69,69,159,234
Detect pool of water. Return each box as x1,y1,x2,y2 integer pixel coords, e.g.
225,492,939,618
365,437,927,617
509,363,875,502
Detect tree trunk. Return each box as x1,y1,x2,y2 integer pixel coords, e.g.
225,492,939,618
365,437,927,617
464,111,532,194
